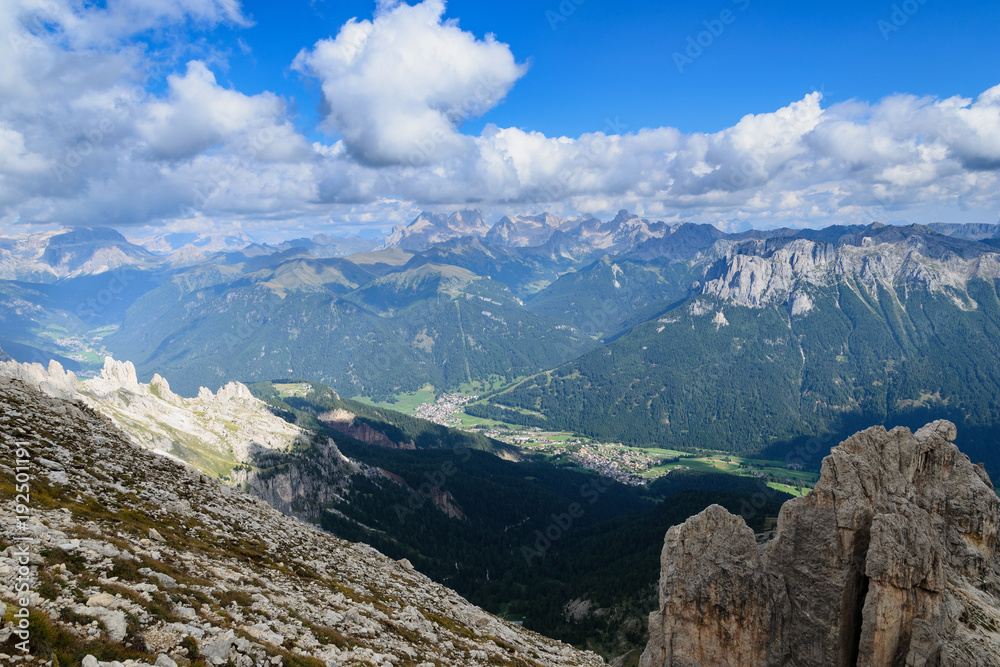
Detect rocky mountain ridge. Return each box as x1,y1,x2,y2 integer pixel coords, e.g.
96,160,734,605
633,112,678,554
0,375,604,666
483,213,584,248
0,356,402,534
640,420,1000,666
0,357,307,476
929,222,1000,241
698,226,1000,310
384,209,693,260
367,212,1000,324
382,210,492,251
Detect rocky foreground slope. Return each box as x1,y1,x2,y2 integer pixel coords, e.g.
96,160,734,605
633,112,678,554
0,376,604,666
640,420,1000,667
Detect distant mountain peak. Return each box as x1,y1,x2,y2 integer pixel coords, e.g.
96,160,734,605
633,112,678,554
382,209,491,250
611,209,636,224
35,226,160,277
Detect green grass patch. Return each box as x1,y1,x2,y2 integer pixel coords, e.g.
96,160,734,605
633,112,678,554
766,482,810,497
354,384,438,414
1,607,156,666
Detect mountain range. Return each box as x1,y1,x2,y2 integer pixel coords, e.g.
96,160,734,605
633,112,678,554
5,209,1000,663
3,212,1000,477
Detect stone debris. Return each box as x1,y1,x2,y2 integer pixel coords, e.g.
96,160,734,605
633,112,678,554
0,377,604,666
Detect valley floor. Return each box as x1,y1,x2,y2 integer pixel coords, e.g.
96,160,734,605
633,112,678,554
350,384,820,493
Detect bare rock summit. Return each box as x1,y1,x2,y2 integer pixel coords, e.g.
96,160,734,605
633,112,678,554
641,420,1000,666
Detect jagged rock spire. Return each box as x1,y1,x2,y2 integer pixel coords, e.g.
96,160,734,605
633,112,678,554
641,420,1000,666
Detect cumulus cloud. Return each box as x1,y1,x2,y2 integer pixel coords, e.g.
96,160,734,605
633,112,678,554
1,0,999,234
136,61,308,161
293,0,526,165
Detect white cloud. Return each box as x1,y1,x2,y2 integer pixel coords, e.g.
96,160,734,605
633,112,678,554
136,61,308,161
1,0,999,234
293,0,527,165
0,126,47,175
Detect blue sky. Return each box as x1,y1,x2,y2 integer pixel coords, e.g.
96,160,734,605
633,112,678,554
222,0,1000,137
1,0,999,238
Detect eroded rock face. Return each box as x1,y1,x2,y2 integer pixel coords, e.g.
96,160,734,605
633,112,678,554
699,236,1000,311
0,356,306,465
642,505,775,667
319,409,417,449
641,420,1000,667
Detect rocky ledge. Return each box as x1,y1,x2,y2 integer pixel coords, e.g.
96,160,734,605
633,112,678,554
640,420,1000,667
0,377,603,666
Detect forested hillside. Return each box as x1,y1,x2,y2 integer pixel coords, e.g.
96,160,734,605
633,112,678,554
108,255,593,397
249,381,790,660
479,277,1000,475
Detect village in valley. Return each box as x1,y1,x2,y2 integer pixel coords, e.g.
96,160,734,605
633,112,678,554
391,390,817,494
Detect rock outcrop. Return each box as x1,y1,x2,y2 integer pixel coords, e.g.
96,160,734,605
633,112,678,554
319,409,417,449
641,420,1000,667
642,505,776,667
698,229,1000,311
0,377,604,666
0,356,306,469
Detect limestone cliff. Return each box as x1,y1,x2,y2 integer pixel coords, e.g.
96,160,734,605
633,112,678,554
698,231,1000,312
641,420,1000,667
